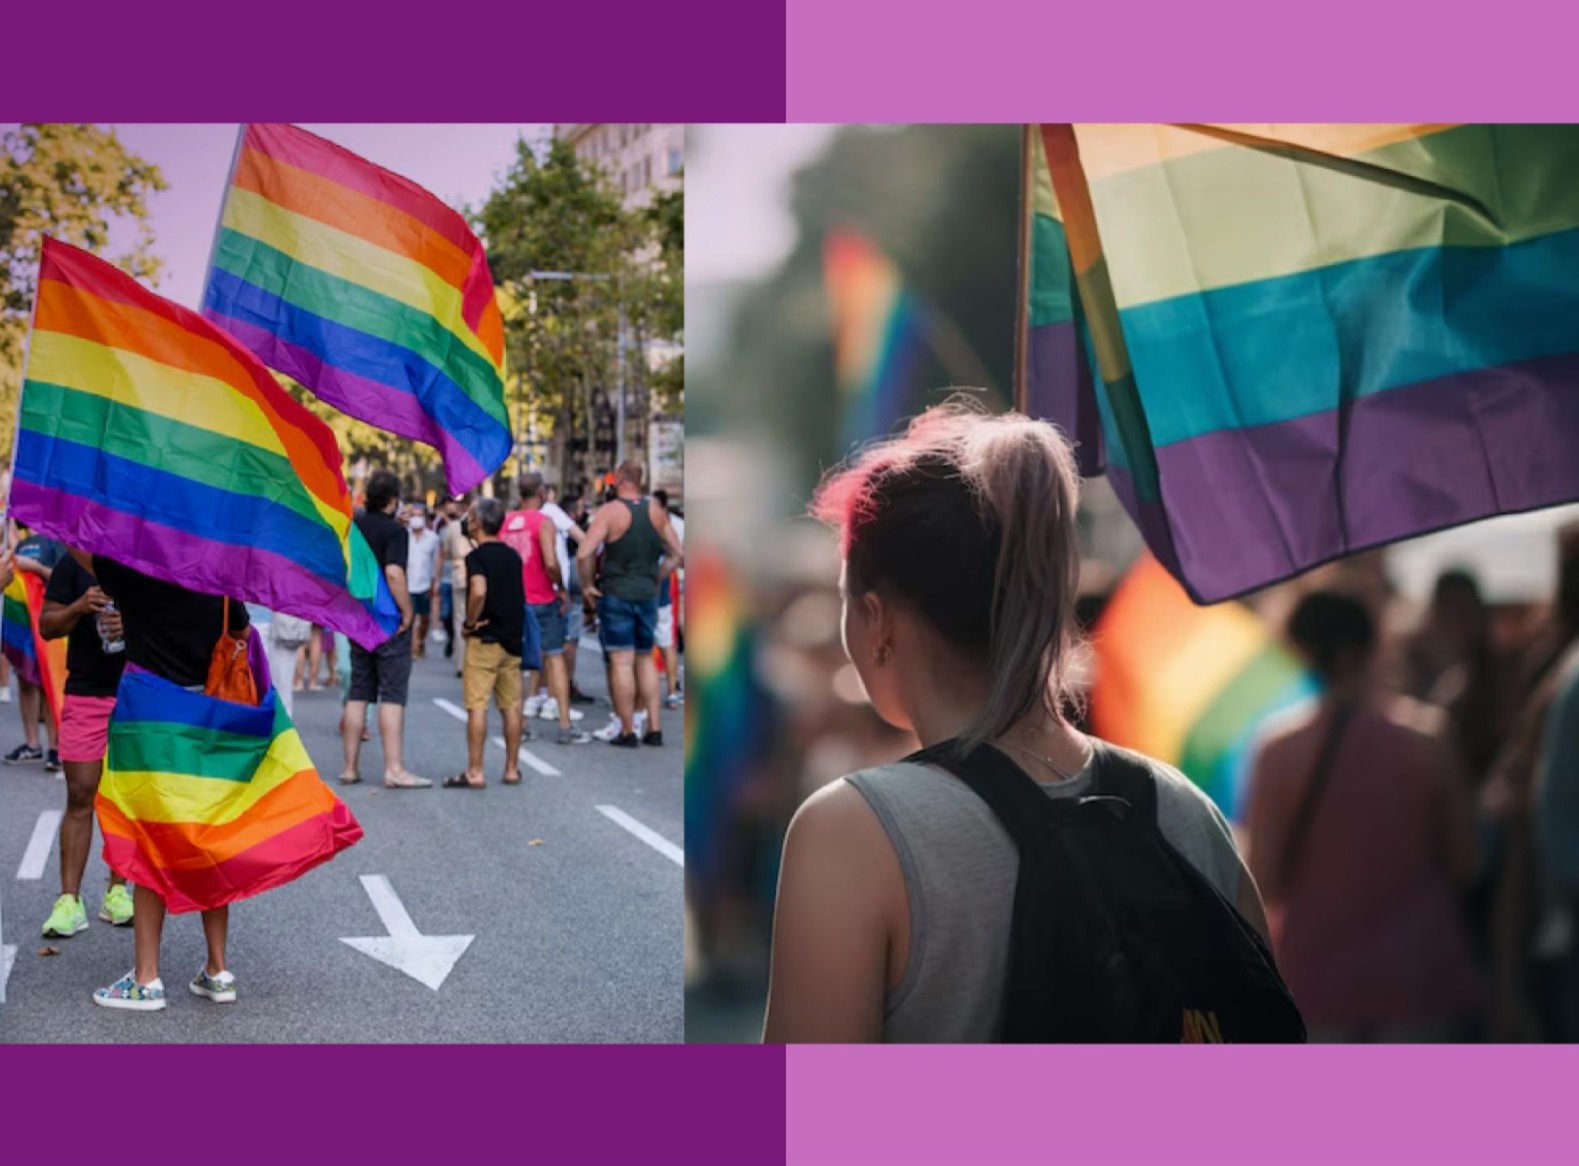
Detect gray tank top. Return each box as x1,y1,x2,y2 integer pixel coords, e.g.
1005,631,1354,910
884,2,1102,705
844,744,1248,1043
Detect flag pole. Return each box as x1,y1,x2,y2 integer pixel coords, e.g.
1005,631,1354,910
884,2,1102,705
1013,123,1034,415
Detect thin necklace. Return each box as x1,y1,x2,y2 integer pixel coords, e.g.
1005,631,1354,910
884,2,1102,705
996,734,1092,782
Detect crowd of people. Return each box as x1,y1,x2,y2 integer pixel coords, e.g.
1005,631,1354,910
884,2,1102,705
690,402,1577,1044
0,457,684,1010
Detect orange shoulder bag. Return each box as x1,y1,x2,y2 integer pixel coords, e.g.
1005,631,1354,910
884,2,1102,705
206,597,259,705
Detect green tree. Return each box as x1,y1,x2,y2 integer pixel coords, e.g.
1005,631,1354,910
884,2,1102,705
1,124,167,462
474,137,683,494
641,183,684,413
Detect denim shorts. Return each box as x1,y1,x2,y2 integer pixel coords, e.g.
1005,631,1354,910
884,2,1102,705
530,601,566,658
599,594,658,653
565,594,585,643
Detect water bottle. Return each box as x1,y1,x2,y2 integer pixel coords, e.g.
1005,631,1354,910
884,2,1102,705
97,601,125,655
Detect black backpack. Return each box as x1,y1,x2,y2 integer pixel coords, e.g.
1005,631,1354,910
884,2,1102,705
907,738,1307,1043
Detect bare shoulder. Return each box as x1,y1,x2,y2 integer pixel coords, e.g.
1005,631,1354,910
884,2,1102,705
786,777,892,857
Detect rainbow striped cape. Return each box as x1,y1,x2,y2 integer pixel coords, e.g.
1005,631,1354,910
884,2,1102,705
203,123,511,495
1027,124,1579,603
98,661,362,914
12,238,397,650
824,229,928,450
1090,554,1316,819
1,573,67,725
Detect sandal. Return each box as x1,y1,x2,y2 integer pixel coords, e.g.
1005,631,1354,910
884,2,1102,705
339,773,362,785
385,774,435,789
441,774,485,789
502,773,522,786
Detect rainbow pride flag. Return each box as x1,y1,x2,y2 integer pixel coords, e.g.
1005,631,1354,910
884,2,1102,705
684,550,772,886
1028,124,1579,603
12,238,397,650
824,229,928,450
1,572,66,725
203,123,511,495
98,664,362,913
1090,554,1316,818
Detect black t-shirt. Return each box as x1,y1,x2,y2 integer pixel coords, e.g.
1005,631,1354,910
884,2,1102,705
357,510,409,575
92,557,249,689
465,541,524,658
15,534,65,574
43,556,127,698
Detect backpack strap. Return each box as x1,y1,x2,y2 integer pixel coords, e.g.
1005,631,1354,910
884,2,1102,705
1276,701,1357,895
907,740,1057,852
1086,741,1159,826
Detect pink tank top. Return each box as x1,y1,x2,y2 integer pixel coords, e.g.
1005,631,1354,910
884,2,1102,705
501,510,556,605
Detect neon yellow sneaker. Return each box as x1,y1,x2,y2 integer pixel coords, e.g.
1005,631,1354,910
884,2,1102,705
42,893,88,938
99,884,135,927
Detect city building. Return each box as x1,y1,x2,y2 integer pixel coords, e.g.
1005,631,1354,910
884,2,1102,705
554,123,684,209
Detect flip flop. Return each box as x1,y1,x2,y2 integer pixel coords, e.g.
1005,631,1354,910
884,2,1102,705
502,773,522,785
339,773,362,785
441,774,484,789
386,774,435,790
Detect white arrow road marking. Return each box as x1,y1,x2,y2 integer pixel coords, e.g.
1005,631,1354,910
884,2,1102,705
16,810,61,880
596,805,684,867
432,697,561,776
340,875,473,991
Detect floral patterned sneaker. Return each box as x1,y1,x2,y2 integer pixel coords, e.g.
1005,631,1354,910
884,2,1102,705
190,968,237,1003
93,972,166,1012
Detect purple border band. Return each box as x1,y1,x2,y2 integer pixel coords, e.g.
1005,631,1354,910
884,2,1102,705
787,1046,1579,1166
0,0,786,122
8,1046,785,1166
1149,353,1579,602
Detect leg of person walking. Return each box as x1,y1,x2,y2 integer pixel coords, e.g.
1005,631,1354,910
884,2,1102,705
377,629,427,788
500,653,524,784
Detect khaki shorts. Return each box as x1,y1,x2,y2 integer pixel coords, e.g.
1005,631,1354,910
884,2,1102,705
462,639,523,712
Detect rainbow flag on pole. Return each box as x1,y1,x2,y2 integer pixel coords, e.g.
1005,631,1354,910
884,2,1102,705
98,664,362,914
203,123,511,495
1090,554,1316,818
11,238,396,650
824,229,928,450
1027,124,1579,603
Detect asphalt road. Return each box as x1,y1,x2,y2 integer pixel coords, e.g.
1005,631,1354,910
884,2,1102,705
0,631,683,1043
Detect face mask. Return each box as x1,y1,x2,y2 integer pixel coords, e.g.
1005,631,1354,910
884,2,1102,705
411,517,426,531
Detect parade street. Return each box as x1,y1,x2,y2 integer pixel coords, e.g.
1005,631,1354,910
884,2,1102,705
0,634,684,1043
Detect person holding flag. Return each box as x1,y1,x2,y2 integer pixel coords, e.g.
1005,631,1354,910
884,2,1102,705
4,522,64,772
38,553,133,937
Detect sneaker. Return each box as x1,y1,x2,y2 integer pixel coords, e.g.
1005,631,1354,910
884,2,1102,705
93,972,166,1011
634,711,649,735
593,715,623,742
664,693,683,709
42,893,88,938
190,968,238,1003
642,730,664,747
523,694,547,719
4,743,42,765
44,749,61,773
556,726,592,745
609,732,640,749
538,700,584,723
99,883,135,926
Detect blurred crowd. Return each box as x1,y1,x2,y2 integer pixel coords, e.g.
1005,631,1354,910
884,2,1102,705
686,521,1579,1044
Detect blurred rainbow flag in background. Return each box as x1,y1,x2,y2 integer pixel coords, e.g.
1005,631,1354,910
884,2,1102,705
1090,554,1316,819
204,123,511,495
824,229,929,450
685,549,773,886
1027,124,1579,604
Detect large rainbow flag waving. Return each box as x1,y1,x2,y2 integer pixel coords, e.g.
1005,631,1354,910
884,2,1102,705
203,123,511,496
1028,124,1579,603
98,659,362,914
11,238,397,650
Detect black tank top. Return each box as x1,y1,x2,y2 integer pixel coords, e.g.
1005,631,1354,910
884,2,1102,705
601,498,663,602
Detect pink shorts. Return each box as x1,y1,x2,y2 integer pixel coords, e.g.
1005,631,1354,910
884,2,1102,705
59,695,116,764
